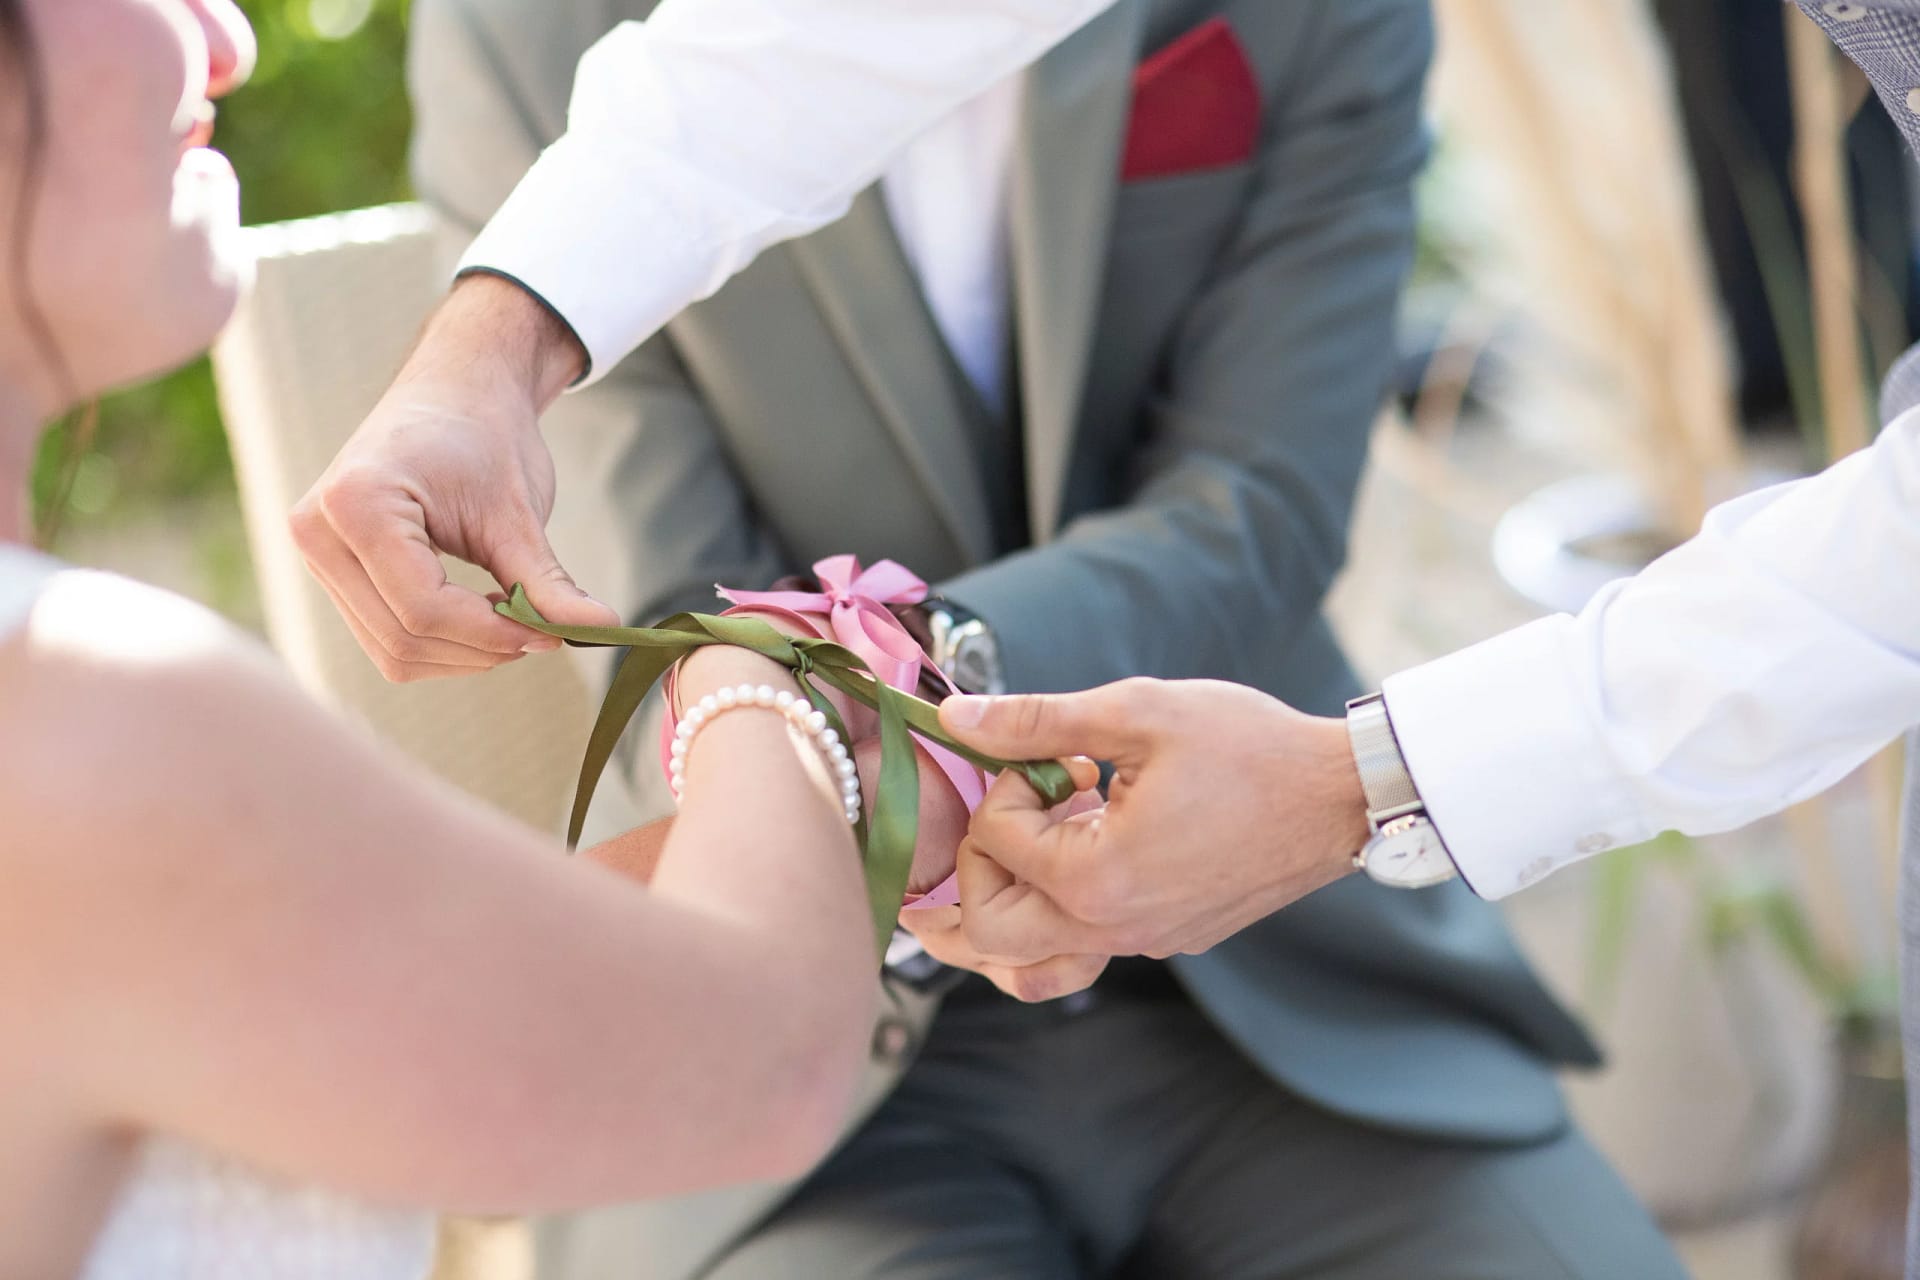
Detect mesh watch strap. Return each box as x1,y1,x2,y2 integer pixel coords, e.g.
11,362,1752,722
1345,693,1424,831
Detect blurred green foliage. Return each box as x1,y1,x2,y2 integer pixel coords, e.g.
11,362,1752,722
31,0,414,543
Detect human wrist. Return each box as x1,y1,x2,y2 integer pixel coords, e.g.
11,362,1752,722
403,273,587,412
670,678,863,826
677,647,792,704
1303,714,1373,878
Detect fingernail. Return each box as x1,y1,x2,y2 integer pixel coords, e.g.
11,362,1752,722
944,695,991,728
522,636,561,654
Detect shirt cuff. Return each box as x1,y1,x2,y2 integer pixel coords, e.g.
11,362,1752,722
1380,616,1653,899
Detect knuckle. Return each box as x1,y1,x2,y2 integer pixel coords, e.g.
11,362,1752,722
1067,867,1130,925
1071,957,1108,990
965,798,1001,833
387,598,443,641
1112,678,1161,718
368,627,432,679
916,931,963,968
960,914,1012,959
1106,919,1156,956
1010,694,1050,742
968,805,1018,851
529,558,574,588
1054,884,1095,923
1007,968,1061,1004
313,471,367,525
384,631,432,663
1057,881,1105,924
287,498,326,550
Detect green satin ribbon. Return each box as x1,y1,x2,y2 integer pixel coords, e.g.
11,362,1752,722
497,587,1074,959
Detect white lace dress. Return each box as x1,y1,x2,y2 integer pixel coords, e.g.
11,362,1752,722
0,546,436,1280
79,1141,435,1280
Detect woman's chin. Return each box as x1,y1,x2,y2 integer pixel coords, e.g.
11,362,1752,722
88,266,245,405
173,147,251,301
84,148,253,395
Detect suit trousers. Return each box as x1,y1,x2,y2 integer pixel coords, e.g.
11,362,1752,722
701,969,1685,1280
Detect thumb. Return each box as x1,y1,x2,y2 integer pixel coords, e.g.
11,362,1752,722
487,520,620,629
939,680,1163,767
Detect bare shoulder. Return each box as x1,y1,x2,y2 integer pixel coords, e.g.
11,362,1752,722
0,570,292,847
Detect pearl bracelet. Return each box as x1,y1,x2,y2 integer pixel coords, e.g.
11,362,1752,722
669,683,862,826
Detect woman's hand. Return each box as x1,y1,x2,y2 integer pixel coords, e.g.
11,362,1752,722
846,738,971,897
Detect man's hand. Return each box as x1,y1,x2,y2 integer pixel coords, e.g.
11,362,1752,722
291,274,619,681
934,678,1372,965
904,897,1112,1003
900,761,1108,1002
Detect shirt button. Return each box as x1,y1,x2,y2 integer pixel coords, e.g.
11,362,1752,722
1823,2,1870,20
1907,88,1920,114
1576,832,1614,855
1515,857,1556,889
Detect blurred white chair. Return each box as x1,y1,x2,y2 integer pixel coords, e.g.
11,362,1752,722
212,203,580,1280
212,203,590,835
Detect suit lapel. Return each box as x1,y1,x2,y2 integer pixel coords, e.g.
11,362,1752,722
785,190,996,566
1010,0,1150,541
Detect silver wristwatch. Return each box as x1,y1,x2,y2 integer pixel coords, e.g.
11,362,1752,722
1344,693,1458,889
925,601,1006,696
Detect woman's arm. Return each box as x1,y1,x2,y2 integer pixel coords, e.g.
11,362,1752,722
0,570,874,1212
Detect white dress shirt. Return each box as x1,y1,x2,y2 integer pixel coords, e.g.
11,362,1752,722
881,77,1023,415
460,0,1110,385
1383,403,1920,898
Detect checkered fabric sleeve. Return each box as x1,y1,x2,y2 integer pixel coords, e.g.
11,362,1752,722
1797,2,1920,156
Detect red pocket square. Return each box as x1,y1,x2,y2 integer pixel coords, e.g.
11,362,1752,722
1120,18,1261,182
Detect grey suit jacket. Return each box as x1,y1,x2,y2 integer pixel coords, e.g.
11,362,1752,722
411,0,1599,1273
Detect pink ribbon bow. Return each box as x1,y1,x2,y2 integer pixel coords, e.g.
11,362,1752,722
660,556,987,909
717,555,933,695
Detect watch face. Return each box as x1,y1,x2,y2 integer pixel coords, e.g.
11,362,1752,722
945,626,1005,696
1363,819,1457,889
950,642,996,693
